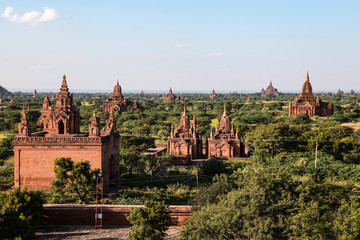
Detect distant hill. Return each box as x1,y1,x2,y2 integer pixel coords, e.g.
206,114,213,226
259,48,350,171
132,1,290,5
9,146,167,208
0,85,12,97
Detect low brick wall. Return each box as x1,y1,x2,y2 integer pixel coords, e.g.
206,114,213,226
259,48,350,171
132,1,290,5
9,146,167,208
41,204,192,226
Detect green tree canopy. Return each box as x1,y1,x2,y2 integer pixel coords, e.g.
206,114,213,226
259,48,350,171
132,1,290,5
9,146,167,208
50,157,100,204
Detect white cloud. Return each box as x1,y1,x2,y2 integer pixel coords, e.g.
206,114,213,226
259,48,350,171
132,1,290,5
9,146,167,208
175,44,184,48
2,6,59,25
207,52,223,57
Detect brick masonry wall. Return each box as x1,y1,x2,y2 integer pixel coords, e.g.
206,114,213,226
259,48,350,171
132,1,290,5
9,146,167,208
14,145,102,190
40,204,192,226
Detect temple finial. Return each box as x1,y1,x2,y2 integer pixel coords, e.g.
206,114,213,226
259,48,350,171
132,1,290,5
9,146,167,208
92,111,97,121
116,78,119,85
223,105,227,116
60,74,69,92
306,70,310,81
21,106,26,121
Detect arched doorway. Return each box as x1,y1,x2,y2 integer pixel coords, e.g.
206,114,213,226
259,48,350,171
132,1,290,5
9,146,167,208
58,120,64,134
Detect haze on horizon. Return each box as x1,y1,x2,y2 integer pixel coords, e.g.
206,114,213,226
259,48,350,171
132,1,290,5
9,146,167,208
0,0,359,92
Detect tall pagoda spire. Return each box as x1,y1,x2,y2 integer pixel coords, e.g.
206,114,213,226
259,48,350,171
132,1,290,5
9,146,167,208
299,70,315,101
179,105,190,130
106,110,116,131
42,94,51,109
18,107,31,136
113,79,123,100
305,70,310,82
222,105,227,116
60,74,69,94
192,112,197,127
89,112,100,137
220,105,230,130
182,104,186,116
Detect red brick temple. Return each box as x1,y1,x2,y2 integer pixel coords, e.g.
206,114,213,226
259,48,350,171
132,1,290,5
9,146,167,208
164,87,180,101
167,106,202,160
13,75,120,190
261,80,279,96
289,71,333,117
337,88,345,95
103,79,129,112
209,89,217,99
207,106,245,159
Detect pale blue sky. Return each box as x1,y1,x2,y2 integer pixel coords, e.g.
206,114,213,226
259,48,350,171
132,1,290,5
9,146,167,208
0,1,359,92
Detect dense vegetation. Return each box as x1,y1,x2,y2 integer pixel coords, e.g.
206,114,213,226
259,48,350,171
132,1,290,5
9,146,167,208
0,91,360,239
0,187,44,239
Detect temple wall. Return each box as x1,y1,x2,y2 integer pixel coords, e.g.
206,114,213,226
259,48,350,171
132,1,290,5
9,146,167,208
14,144,103,191
40,204,192,226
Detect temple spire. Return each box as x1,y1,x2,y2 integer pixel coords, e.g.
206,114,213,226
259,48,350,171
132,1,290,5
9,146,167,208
305,70,310,82
91,112,98,126
222,105,227,116
89,112,100,137
18,107,31,136
220,104,230,130
106,110,116,131
60,74,69,93
21,106,27,122
183,104,187,116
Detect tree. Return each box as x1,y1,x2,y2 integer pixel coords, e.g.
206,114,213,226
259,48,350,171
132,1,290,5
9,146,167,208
0,187,44,239
247,123,301,156
120,136,155,153
139,156,166,181
0,135,14,164
119,150,141,177
50,157,99,204
335,195,360,240
126,200,174,240
181,167,299,239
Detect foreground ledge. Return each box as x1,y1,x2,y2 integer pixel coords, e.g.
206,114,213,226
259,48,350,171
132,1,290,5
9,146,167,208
41,204,192,226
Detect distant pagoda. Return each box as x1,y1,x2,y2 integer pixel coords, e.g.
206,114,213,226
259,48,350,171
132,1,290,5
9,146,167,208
103,79,129,112
209,89,218,99
261,80,279,96
164,87,180,101
289,71,333,117
337,88,345,95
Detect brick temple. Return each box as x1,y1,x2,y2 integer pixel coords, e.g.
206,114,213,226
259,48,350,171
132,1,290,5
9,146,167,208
103,79,129,112
289,71,333,117
164,87,180,101
13,75,120,190
167,106,202,160
261,80,279,96
209,89,217,99
207,106,245,159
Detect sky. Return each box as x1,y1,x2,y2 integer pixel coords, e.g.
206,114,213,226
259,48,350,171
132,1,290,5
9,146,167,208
0,0,359,93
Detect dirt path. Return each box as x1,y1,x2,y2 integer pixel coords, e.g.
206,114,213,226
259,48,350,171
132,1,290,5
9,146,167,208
34,225,181,240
